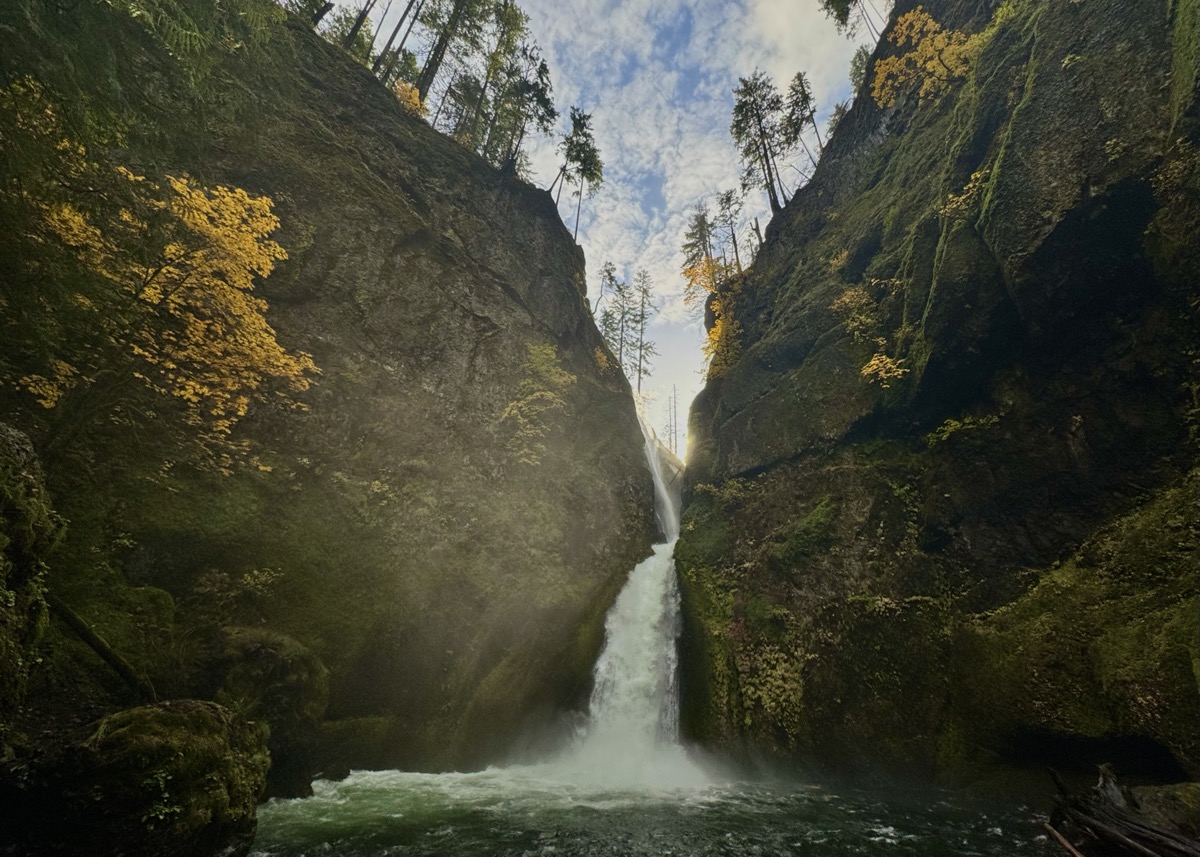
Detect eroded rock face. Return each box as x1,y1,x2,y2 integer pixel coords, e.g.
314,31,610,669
161,28,658,768
1,3,656,778
2,700,269,857
679,0,1199,782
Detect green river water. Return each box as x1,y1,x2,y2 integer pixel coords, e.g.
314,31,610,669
250,763,1055,856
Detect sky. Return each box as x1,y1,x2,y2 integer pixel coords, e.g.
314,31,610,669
363,0,871,456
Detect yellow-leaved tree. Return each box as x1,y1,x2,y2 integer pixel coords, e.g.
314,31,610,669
703,290,743,379
121,173,315,437
872,7,971,108
1,77,316,472
681,257,722,312
393,80,427,116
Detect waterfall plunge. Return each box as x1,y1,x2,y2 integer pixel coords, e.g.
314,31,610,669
552,420,709,789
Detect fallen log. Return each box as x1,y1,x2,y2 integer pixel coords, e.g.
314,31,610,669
1045,821,1087,857
1047,767,1200,857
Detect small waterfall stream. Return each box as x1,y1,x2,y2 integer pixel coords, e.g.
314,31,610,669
553,419,706,787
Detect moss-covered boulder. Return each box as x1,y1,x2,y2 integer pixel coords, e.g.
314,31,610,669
955,471,1200,780
0,424,57,732
1,699,268,857
215,627,330,799
1131,782,1200,839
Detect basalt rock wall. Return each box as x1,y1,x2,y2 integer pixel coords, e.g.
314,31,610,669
678,0,1199,783
0,0,655,798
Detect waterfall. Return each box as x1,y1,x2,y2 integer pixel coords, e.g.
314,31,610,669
553,419,708,789
636,419,680,542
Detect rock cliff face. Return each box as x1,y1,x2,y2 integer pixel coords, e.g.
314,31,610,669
0,426,56,734
679,0,1199,782
0,0,654,796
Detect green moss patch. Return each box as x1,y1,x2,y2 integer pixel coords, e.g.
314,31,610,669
4,699,269,856
955,472,1200,779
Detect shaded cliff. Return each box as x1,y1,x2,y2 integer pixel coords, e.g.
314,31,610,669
0,0,654,805
679,0,1199,783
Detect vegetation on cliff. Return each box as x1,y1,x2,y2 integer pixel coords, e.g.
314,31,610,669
0,426,57,732
679,0,1200,786
3,0,1196,851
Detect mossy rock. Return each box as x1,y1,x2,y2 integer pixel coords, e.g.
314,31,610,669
764,496,834,568
0,0,657,771
0,424,58,727
311,715,408,780
215,627,330,799
1131,782,1200,839
801,595,956,775
1,699,269,857
951,471,1200,780
680,0,1199,786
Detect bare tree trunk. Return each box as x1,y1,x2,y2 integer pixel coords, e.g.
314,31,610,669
312,1,334,26
416,0,469,101
396,0,425,53
343,0,379,50
502,118,528,165
372,0,419,73
704,225,719,292
548,164,566,197
797,133,820,171
573,178,585,240
432,79,451,126
381,0,427,83
856,0,881,39
759,138,780,213
635,287,647,393
553,166,570,204
769,143,789,205
369,0,395,52
617,295,626,369
46,591,156,703
468,0,512,147
729,215,742,271
754,109,781,213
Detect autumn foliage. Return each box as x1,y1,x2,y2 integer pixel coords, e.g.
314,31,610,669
703,290,743,379
393,80,426,116
0,78,316,471
679,201,745,379
872,7,971,108
829,278,910,389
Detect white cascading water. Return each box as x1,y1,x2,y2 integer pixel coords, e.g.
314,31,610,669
553,418,709,789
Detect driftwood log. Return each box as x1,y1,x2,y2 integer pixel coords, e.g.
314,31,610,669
1047,768,1200,857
